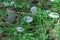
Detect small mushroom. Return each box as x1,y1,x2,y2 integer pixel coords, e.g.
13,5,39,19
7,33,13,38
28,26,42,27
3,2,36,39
16,27,24,32
30,6,37,14
23,16,33,23
49,12,59,18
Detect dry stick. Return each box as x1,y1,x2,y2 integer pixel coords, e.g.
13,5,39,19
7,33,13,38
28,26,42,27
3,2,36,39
15,11,38,16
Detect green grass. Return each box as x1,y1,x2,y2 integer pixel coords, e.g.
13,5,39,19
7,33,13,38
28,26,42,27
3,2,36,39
0,0,60,40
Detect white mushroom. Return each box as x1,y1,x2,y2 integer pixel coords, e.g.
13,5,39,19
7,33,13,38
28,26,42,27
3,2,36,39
16,27,24,32
49,12,59,18
23,16,33,23
30,6,37,14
